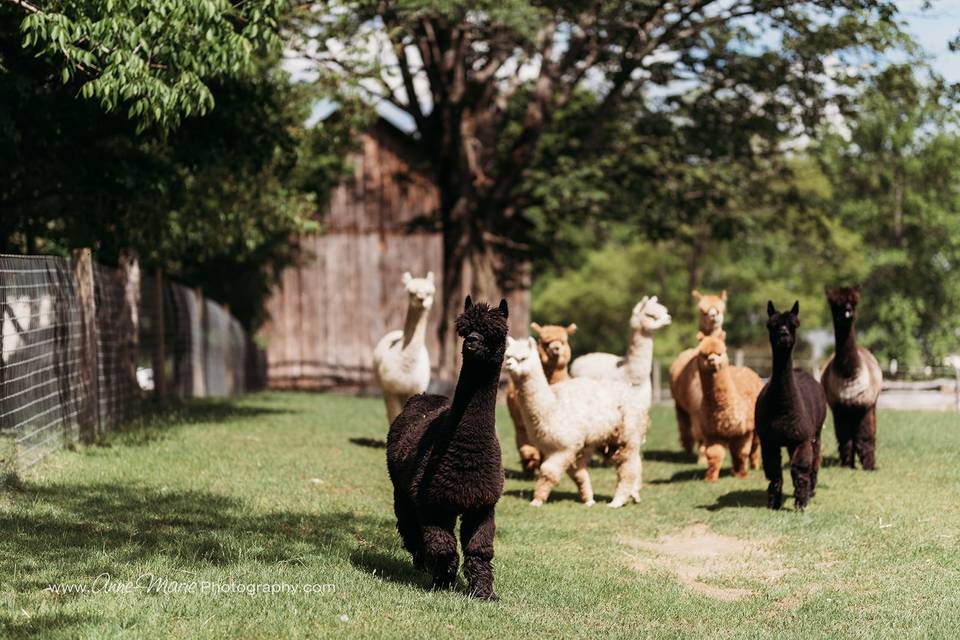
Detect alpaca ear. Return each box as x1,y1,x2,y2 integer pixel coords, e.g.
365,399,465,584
790,300,800,315
720,290,727,302
498,298,509,318
566,323,577,335
636,296,649,310
530,322,543,334
402,272,412,286
464,295,473,311
692,290,702,301
506,336,516,347
426,271,434,284
527,336,538,352
767,301,776,317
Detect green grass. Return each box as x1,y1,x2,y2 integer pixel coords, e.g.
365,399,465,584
1,392,959,639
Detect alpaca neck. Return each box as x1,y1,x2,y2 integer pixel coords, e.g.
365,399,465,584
769,346,799,401
515,363,556,443
447,359,500,433
625,328,655,381
544,361,570,384
832,320,860,378
700,365,737,414
399,304,429,368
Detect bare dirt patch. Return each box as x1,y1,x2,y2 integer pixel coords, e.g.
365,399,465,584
623,523,791,601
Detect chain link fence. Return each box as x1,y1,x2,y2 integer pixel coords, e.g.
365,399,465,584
1,252,264,474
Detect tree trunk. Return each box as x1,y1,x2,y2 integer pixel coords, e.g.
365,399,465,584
436,195,504,380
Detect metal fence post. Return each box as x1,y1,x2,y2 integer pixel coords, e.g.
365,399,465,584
71,248,99,441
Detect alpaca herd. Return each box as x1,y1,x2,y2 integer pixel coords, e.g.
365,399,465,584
376,272,884,598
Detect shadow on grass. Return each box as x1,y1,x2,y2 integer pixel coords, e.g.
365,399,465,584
821,455,843,468
643,449,698,464
105,399,295,447
0,612,100,640
502,488,613,504
350,549,429,589
503,468,534,481
0,480,399,637
647,467,734,484
697,489,769,511
349,437,387,449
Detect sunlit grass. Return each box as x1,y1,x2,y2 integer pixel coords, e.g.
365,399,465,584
1,392,958,638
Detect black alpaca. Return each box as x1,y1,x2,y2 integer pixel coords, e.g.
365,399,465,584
755,301,827,511
821,286,883,470
386,296,508,599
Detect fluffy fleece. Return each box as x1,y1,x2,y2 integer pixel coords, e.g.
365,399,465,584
570,296,672,409
372,272,435,423
821,286,883,470
755,301,827,511
505,336,647,508
669,290,727,458
506,322,577,472
386,296,508,599
695,336,763,481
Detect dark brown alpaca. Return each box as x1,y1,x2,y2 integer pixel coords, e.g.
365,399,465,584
386,296,508,600
755,301,827,511
821,286,883,470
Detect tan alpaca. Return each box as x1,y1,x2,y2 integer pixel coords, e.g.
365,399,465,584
505,337,647,508
372,272,435,424
695,336,763,481
669,290,726,459
506,322,577,472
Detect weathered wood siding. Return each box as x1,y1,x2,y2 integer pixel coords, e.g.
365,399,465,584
259,120,530,390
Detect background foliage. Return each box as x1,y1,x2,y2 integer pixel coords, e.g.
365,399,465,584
1,1,958,364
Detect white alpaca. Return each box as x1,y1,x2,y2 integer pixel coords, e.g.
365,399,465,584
505,337,647,508
372,272,435,424
570,296,672,407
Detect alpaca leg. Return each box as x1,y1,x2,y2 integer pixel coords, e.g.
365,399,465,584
460,506,497,600
750,433,761,469
760,436,784,510
509,397,540,472
609,443,641,508
565,449,595,506
421,509,459,589
833,406,856,468
393,489,423,568
676,406,694,455
729,433,753,478
384,393,403,425
854,406,877,470
704,440,726,482
789,441,815,511
811,431,823,497
531,452,570,506
691,415,707,465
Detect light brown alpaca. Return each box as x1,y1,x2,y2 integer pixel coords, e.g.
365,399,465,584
669,290,727,459
507,322,576,471
696,336,763,481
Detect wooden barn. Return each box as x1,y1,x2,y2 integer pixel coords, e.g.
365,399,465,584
258,118,530,390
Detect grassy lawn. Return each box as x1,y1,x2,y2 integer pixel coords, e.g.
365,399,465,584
1,391,959,639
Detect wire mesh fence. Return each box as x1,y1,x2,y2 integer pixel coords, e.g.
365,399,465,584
1,252,264,474
0,255,85,469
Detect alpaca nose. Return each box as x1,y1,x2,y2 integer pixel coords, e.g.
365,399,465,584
708,309,717,318
464,332,482,351
549,343,562,355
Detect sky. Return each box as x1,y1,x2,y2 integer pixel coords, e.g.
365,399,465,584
899,0,960,82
